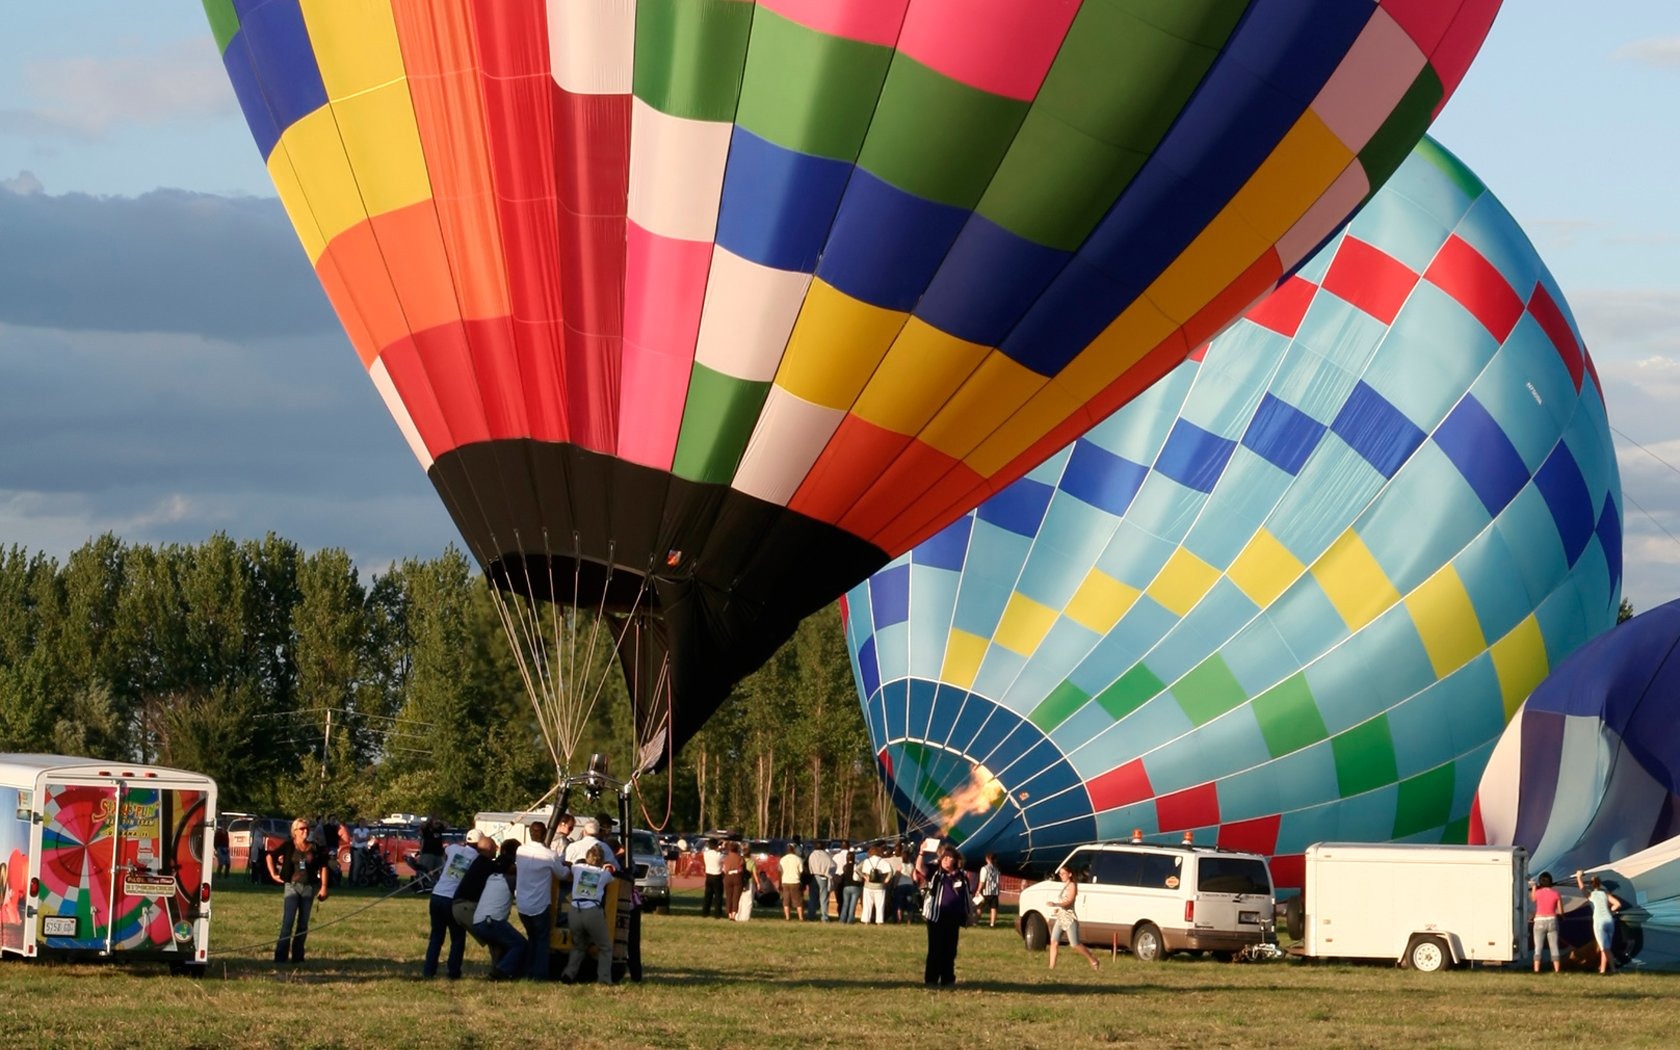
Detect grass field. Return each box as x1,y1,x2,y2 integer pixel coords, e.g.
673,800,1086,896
0,881,1672,1048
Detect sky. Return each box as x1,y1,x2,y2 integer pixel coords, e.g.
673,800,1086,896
1,3,1677,612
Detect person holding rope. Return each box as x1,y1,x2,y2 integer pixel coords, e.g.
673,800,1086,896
422,831,480,979
267,816,328,966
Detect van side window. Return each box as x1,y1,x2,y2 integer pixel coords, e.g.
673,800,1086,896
1197,857,1271,895
1065,848,1099,881
1090,850,1138,886
1135,853,1179,888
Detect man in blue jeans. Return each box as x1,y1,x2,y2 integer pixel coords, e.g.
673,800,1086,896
422,834,479,978
514,820,571,980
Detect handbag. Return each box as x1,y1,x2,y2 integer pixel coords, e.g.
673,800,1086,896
922,891,936,921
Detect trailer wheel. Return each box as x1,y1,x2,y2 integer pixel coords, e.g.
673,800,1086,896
1132,922,1166,962
1022,913,1049,952
169,962,206,978
1282,897,1304,941
1405,935,1449,973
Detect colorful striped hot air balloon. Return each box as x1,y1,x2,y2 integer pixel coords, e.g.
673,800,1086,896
843,139,1621,882
205,0,1499,765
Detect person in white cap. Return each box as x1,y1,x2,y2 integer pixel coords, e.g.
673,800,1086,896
564,816,620,869
423,829,478,979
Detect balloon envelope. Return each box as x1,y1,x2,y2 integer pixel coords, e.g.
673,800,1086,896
207,0,1498,748
844,138,1621,880
1472,599,1680,878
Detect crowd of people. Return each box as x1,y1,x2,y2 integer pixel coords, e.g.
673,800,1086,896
696,836,1003,934
691,836,1003,986
269,810,641,985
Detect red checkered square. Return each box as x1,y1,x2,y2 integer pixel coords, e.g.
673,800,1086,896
1322,236,1419,325
1246,275,1318,337
1217,814,1282,855
1526,282,1584,391
1155,781,1220,832
1424,234,1523,341
1087,759,1153,812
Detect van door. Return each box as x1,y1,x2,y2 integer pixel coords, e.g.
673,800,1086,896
1192,856,1273,938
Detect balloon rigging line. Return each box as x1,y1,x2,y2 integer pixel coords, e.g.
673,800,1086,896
1611,424,1680,553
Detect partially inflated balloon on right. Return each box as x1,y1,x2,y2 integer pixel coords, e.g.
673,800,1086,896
1472,598,1680,877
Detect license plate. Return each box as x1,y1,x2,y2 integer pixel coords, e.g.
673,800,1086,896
1239,911,1260,924
42,916,77,937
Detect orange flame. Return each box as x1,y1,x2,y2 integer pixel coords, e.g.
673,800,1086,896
936,764,1005,835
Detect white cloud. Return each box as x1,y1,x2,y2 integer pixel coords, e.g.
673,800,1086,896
1,170,44,195
1614,36,1680,70
2,37,234,140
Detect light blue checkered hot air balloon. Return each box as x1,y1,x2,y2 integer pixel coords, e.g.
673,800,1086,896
842,138,1622,884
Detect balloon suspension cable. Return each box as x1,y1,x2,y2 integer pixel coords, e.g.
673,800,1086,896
632,639,676,832
485,554,564,771
568,562,651,767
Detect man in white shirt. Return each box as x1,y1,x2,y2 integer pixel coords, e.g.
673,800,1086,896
514,822,570,981
701,838,725,918
563,817,620,870
423,836,478,979
858,845,893,924
805,842,834,921
777,843,805,922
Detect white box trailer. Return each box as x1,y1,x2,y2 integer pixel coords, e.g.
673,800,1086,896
1288,842,1528,971
0,754,216,971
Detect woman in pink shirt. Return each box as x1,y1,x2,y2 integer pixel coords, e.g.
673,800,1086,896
1531,872,1563,973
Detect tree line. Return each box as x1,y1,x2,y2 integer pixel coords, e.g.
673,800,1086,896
0,534,891,839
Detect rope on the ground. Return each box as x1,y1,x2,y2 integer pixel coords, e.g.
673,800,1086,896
214,867,438,960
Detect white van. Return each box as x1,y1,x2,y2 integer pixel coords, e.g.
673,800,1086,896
1017,843,1274,961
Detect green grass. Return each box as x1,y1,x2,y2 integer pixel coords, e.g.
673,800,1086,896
1,883,1675,1048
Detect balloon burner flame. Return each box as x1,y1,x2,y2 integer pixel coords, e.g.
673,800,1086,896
937,764,1006,836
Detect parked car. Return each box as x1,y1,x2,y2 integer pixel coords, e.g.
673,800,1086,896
227,815,291,883
628,829,670,913
1017,842,1274,961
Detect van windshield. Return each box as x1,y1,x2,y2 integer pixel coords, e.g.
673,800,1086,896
1197,857,1271,895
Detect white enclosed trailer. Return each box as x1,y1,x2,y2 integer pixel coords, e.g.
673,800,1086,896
1289,842,1528,971
0,754,217,971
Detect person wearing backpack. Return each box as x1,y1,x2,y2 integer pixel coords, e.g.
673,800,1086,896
858,845,893,924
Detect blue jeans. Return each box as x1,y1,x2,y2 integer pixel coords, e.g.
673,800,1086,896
841,884,861,924
808,875,831,921
519,908,553,980
424,893,466,978
275,882,315,962
472,915,527,977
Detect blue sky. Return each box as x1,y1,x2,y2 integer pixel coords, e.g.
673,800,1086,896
1,3,1677,611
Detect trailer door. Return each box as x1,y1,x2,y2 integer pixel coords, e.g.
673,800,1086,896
36,780,122,952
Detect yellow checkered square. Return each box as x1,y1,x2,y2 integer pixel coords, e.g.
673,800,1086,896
1405,565,1488,679
1227,529,1305,607
1064,569,1139,635
994,593,1058,657
1146,549,1219,617
1489,615,1548,721
1312,529,1400,631
939,628,989,691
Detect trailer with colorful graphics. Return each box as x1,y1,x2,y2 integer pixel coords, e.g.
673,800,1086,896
0,754,216,972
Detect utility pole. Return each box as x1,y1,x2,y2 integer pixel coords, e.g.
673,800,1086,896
321,708,332,782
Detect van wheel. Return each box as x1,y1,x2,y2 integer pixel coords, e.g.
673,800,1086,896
1132,923,1165,962
1022,913,1049,952
1406,935,1449,973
